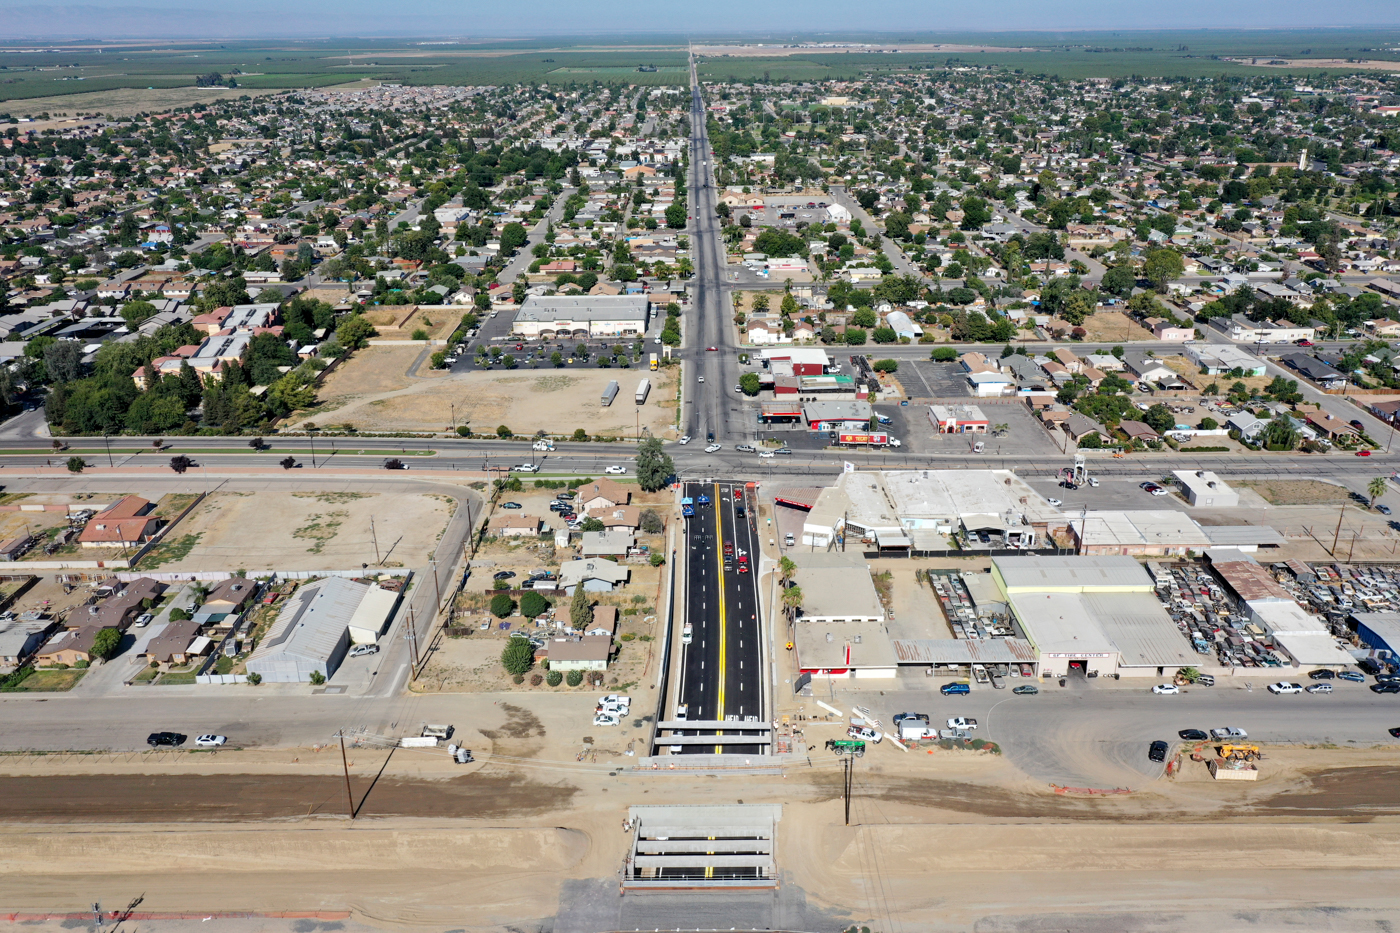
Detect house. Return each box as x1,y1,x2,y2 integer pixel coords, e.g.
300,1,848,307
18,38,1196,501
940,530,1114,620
967,371,1014,397
0,616,58,668
1280,353,1348,389
78,496,162,548
1122,352,1178,384
540,634,611,671
581,530,635,558
595,505,643,532
1051,348,1081,373
1064,413,1110,444
144,619,204,666
559,558,630,594
1118,420,1160,442
578,479,631,513
1302,409,1359,440
33,626,104,667
488,514,543,538
195,576,256,623
584,605,619,637
1153,322,1195,341
72,576,167,631
1227,412,1268,440
1368,319,1400,337
958,351,998,374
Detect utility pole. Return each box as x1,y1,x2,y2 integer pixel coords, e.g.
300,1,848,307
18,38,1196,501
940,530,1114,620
843,754,854,826
431,556,442,614
1332,503,1346,556
102,433,113,467
336,732,355,819
405,603,420,669
370,516,380,564
1348,530,1360,563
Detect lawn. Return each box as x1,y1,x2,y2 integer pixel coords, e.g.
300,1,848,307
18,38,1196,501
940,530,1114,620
12,668,87,691
156,671,198,685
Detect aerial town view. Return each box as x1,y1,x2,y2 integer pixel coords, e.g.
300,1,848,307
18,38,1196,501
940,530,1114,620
3,7,1400,933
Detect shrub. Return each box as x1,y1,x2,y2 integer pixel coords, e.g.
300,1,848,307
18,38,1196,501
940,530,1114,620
931,347,957,362
246,672,262,686
501,638,535,675
456,425,471,437
309,670,326,685
412,328,430,340
566,669,584,687
520,591,550,618
512,673,525,684
547,670,563,686
169,608,190,622
496,425,513,438
490,593,515,617
529,673,543,686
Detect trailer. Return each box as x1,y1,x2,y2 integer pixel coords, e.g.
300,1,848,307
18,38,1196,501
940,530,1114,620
635,378,651,405
601,380,620,407
836,431,901,448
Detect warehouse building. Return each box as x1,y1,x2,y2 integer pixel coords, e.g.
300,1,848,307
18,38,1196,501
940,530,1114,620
801,470,1064,551
790,552,894,679
993,555,1196,677
247,577,400,683
1070,510,1284,556
511,295,651,338
1173,470,1240,508
1351,612,1400,661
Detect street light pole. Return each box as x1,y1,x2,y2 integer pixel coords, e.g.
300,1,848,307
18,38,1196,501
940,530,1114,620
102,433,113,468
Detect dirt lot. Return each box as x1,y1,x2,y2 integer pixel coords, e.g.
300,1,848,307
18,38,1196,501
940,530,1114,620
311,368,679,438
1049,309,1155,342
140,490,455,571
1238,479,1351,505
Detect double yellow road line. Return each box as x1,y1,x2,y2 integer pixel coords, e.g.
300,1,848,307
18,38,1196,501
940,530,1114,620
712,482,727,754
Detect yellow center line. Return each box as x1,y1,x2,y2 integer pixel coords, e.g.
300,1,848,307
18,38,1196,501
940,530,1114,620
713,482,727,753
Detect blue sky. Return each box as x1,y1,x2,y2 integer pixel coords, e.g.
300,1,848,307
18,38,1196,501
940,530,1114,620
0,0,1398,38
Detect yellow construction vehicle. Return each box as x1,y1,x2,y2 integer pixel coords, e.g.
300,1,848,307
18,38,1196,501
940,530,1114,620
1218,744,1261,761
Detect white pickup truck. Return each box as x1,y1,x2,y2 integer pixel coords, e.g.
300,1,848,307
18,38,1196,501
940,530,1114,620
946,717,978,730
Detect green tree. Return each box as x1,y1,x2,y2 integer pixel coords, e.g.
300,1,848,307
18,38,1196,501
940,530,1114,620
566,669,584,687
635,436,674,492
66,456,86,473
546,669,563,686
640,509,664,534
308,670,326,685
1142,403,1176,435
90,627,122,660
1100,264,1136,298
336,315,377,350
580,517,606,532
501,639,535,675
1199,417,1219,430
931,347,957,362
570,587,593,630
872,359,898,373
500,222,528,254
1262,416,1299,451
844,327,867,345
665,201,687,229
119,299,159,329
520,590,550,618
739,372,761,395
1143,248,1184,292
850,307,877,328
490,593,516,618
1369,476,1388,509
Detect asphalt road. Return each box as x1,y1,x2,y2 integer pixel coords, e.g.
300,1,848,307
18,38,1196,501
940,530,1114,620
673,480,764,754
840,673,1400,787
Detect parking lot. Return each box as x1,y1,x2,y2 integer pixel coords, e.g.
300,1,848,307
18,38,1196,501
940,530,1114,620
900,360,975,398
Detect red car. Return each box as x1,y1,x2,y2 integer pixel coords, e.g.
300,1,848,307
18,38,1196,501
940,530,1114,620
1357,450,1372,457
707,346,718,352
737,562,749,574
1295,339,1313,347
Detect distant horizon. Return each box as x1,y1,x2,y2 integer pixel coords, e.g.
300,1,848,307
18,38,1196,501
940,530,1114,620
2,3,1400,41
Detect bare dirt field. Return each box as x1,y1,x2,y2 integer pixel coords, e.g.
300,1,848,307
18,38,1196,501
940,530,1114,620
1049,309,1155,342
311,368,678,438
141,489,455,571
3,86,283,118
1247,57,1400,72
1238,479,1350,505
693,42,1041,57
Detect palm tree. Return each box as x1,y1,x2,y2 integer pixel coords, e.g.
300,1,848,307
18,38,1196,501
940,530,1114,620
992,423,1010,437
1368,475,1388,509
781,584,803,623
778,556,796,585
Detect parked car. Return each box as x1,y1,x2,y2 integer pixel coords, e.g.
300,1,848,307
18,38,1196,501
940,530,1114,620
1305,683,1333,694
135,613,153,627
1389,727,1400,738
847,725,883,743
1178,729,1209,741
1337,671,1366,683
1012,684,1039,695
1308,669,1335,680
679,435,691,445
493,570,516,580
1211,727,1248,739
892,712,930,726
946,717,977,730
1148,740,1169,762
194,734,227,747
1372,683,1400,694
940,682,971,696
350,644,380,657
784,533,795,546
147,732,186,747
499,502,523,510
1267,681,1304,694
1152,684,1180,695
593,713,621,727
1380,505,1393,516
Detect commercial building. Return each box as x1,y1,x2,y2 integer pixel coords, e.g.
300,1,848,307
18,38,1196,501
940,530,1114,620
927,404,989,434
1351,611,1400,660
993,555,1195,677
1071,510,1283,556
1173,470,1240,508
801,470,1064,552
511,295,651,338
801,400,872,432
246,577,399,683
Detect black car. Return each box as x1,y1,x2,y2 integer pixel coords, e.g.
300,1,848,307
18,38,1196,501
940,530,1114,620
1148,740,1169,762
493,570,516,581
1389,727,1400,738
892,712,930,726
1178,729,1208,741
556,492,575,500
1359,658,1384,675
1370,683,1400,694
147,732,186,747
1308,669,1335,680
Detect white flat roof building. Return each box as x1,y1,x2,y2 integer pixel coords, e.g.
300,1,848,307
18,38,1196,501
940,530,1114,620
511,295,650,338
1173,470,1240,508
